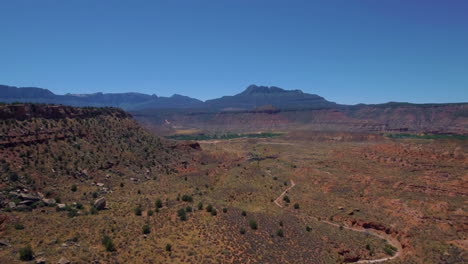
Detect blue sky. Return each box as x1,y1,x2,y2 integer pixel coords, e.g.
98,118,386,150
1,0,467,104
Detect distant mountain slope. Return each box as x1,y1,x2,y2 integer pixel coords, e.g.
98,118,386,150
0,85,204,110
205,85,339,110
0,84,340,111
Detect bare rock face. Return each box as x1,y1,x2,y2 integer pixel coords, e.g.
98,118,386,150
94,197,106,210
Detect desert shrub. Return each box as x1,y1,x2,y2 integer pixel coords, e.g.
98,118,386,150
249,220,258,230
71,184,77,192
102,235,116,252
92,192,98,199
148,210,154,216
19,245,34,261
120,182,124,188
211,208,217,216
67,209,78,218
294,203,300,209
384,244,397,256
134,206,142,216
197,202,203,210
241,210,247,216
185,206,192,212
155,198,163,209
283,195,290,203
14,223,25,230
240,228,246,234
178,208,187,221
279,221,283,227
76,203,84,209
276,229,284,237
306,226,311,232
142,224,151,234
181,194,193,202
165,243,172,251
90,207,98,215
206,204,213,212
222,207,228,213
9,172,19,182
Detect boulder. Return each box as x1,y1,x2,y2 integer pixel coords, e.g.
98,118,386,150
36,257,47,264
94,197,106,210
43,198,56,206
19,193,40,201
57,257,70,264
8,202,16,209
57,204,67,210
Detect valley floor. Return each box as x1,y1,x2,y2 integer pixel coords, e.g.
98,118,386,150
1,132,467,263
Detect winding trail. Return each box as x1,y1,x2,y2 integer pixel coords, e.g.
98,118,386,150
274,179,402,263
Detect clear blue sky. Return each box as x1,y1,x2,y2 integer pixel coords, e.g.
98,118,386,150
1,0,467,104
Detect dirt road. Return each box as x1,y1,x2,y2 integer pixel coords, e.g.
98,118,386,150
274,180,402,263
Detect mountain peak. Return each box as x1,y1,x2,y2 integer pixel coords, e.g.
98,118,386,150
240,85,303,95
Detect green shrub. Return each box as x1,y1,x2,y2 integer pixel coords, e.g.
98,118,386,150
9,172,19,182
239,228,246,234
306,226,311,232
90,207,98,215
155,198,163,209
165,243,172,251
102,235,116,252
148,210,154,216
206,204,213,212
14,223,24,230
67,209,78,218
279,221,283,227
142,225,151,234
19,245,34,261
71,184,77,192
222,207,228,213
134,206,142,216
120,182,124,188
283,195,290,203
294,203,300,209
76,203,84,209
197,202,203,210
383,244,397,256
276,229,284,237
185,206,192,212
181,194,193,202
178,208,187,221
211,208,217,216
241,210,247,216
249,220,258,230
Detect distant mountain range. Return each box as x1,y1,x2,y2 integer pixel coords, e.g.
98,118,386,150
0,84,204,110
2,84,467,134
0,84,339,111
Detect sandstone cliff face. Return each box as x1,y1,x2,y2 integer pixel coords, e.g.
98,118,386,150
134,104,468,134
0,104,130,120
0,104,196,191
